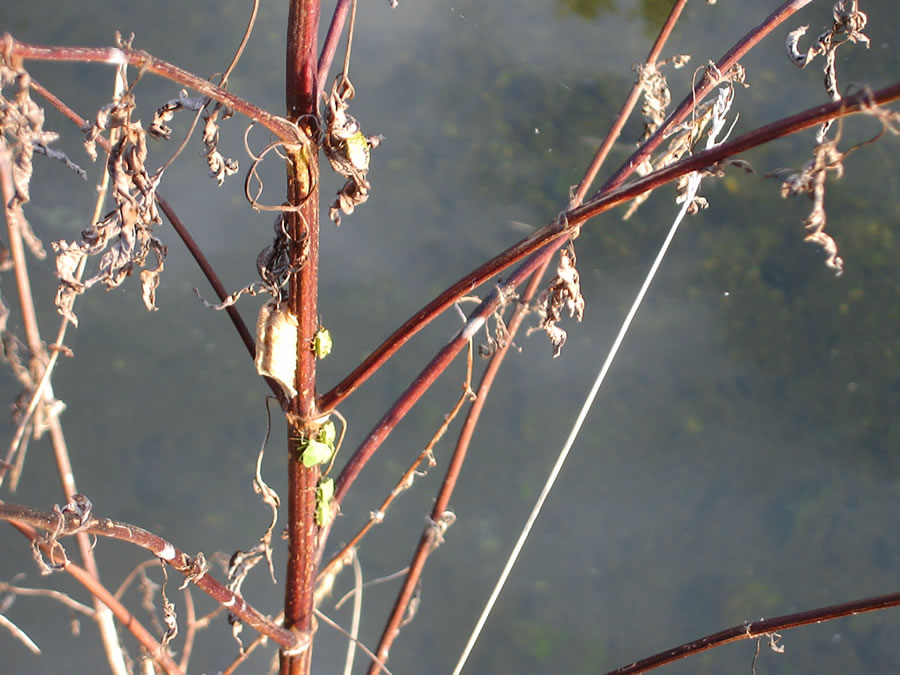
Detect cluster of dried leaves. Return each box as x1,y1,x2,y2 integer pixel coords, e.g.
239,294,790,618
150,89,239,186
780,0,874,275
322,77,383,225
633,53,691,144
0,64,60,286
787,0,870,143
779,92,900,277
53,96,168,325
627,60,748,220
530,246,585,358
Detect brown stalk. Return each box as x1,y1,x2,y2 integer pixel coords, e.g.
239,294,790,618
0,149,128,673
3,35,300,143
0,502,302,652
6,518,183,675
317,0,353,94
607,591,900,674
282,2,322,674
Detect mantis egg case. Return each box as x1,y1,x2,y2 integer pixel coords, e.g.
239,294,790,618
255,300,299,398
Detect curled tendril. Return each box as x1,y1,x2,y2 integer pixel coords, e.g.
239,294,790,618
243,122,317,213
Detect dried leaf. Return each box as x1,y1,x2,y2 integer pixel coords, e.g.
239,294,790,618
780,136,846,274
786,1,870,142
323,77,382,224
202,104,238,185
53,112,168,323
530,247,584,358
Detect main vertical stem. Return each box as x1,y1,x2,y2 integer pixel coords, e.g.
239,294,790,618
282,1,321,674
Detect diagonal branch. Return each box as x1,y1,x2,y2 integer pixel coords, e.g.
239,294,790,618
319,81,900,414
0,502,305,653
5,518,184,675
4,35,300,142
607,591,900,674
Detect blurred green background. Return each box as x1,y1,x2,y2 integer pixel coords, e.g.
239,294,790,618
1,1,898,673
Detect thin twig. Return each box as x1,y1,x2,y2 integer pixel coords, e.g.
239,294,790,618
370,267,546,673
314,608,393,675
114,560,160,600
155,0,259,175
5,35,301,142
317,0,353,94
0,580,95,616
569,0,689,206
334,567,410,611
0,613,41,655
179,587,196,673
319,340,474,586
341,549,363,675
222,611,281,675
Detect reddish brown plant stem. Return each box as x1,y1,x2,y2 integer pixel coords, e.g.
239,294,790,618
320,80,900,415
369,264,550,674
286,0,320,121
155,198,280,396
570,0,688,206
283,2,322,674
333,246,553,506
4,35,300,142
0,503,302,652
6,519,181,675
317,0,353,94
608,591,900,674
333,80,900,501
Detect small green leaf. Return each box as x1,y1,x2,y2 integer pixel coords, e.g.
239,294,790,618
301,439,332,467
318,420,336,447
313,327,333,359
315,477,335,525
317,477,334,503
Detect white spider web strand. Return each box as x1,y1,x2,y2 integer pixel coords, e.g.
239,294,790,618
452,87,736,675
